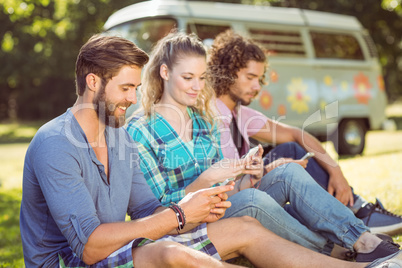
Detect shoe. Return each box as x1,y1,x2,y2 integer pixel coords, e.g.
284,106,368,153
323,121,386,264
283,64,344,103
376,233,394,243
356,198,402,235
365,251,402,268
354,240,400,262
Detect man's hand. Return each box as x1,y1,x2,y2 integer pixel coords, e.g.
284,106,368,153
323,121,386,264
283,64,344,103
178,184,234,224
264,158,308,174
327,174,354,207
203,181,233,222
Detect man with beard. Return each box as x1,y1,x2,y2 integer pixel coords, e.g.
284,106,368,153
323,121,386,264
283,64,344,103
208,30,402,236
22,34,394,268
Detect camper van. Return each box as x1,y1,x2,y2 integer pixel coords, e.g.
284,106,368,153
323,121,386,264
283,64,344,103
104,0,387,155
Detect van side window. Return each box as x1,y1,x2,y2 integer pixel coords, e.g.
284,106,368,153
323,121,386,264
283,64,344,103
248,28,306,58
362,33,378,58
186,23,230,41
310,32,364,60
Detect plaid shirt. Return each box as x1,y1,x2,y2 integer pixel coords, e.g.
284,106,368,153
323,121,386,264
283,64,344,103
126,107,222,205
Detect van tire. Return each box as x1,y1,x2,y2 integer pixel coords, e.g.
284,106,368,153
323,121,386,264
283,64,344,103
331,119,367,156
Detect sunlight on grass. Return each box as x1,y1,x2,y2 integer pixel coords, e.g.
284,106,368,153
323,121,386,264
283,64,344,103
0,144,29,189
0,122,43,144
341,131,402,246
0,189,24,267
386,100,402,117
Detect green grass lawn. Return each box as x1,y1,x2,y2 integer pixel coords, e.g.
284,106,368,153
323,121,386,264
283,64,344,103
0,189,24,268
0,115,401,267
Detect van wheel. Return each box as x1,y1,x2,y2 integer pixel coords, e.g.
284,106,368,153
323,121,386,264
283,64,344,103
331,119,367,156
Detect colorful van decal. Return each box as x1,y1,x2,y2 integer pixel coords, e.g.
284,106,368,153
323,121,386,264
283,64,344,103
341,81,349,92
259,91,272,110
270,70,279,83
324,75,333,86
323,75,339,92
353,72,372,104
287,78,311,114
278,104,287,116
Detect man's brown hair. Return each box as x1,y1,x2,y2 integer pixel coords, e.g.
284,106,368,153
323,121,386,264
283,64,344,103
208,30,267,97
75,34,149,96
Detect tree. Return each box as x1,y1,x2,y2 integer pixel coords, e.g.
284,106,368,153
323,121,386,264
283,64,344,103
0,0,138,121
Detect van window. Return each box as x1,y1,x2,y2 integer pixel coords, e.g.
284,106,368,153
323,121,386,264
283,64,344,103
106,18,177,52
310,32,364,60
248,28,306,58
362,33,378,58
186,23,230,41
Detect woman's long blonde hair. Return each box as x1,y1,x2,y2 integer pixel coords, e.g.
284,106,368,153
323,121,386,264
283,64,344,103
140,31,216,125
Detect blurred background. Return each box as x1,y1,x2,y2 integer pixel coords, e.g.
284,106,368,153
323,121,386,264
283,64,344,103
0,0,401,122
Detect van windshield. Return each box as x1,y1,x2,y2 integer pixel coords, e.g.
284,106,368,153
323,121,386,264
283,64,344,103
106,18,177,52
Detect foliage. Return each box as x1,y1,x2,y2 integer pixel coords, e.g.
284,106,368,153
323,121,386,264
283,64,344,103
0,0,139,121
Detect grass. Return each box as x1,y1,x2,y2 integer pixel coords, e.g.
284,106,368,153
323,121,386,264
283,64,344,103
0,189,24,268
0,104,402,267
328,131,402,245
0,121,44,144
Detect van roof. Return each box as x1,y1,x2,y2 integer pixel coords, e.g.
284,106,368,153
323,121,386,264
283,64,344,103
104,0,363,31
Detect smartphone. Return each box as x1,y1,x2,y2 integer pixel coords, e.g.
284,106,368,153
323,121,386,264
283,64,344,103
244,146,259,159
222,177,235,185
300,152,315,160
223,147,260,185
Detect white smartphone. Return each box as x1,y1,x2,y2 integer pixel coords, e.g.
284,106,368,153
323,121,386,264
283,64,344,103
243,146,259,159
223,147,260,185
300,152,315,160
222,177,235,185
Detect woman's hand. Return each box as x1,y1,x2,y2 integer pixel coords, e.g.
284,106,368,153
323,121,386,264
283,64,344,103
244,144,264,185
185,158,247,195
200,158,248,185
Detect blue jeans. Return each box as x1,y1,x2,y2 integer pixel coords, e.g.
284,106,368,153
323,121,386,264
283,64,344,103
222,163,369,254
264,142,364,211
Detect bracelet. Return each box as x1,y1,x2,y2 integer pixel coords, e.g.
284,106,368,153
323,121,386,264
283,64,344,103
169,202,186,231
250,176,261,189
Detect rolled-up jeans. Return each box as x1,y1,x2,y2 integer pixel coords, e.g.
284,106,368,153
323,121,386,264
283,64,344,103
222,163,369,255
263,142,366,211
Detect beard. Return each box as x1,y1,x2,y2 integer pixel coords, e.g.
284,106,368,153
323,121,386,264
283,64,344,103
93,85,126,128
228,90,256,106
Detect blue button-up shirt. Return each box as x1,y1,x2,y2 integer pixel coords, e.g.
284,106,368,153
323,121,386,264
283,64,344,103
20,109,161,267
